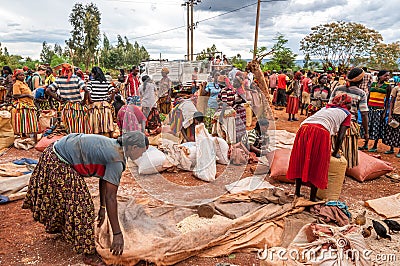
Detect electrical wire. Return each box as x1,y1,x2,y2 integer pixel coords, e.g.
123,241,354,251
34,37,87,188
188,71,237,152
134,0,287,39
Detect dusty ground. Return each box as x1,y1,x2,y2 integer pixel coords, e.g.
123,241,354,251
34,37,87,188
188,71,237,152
0,108,399,266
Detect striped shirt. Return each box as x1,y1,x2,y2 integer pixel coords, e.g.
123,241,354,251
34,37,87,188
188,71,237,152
48,75,85,102
218,87,235,107
329,85,368,121
87,80,114,102
368,82,389,108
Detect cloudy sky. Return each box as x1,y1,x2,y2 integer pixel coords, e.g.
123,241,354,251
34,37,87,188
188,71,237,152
0,0,399,61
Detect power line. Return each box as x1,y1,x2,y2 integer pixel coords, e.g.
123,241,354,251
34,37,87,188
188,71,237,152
134,0,287,39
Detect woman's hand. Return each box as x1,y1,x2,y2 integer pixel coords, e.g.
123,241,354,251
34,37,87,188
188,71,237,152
111,233,124,256
97,208,105,228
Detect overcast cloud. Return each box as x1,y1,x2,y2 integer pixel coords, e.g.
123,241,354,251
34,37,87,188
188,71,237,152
0,0,399,61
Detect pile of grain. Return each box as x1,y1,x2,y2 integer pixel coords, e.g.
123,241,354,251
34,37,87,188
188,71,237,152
176,214,231,234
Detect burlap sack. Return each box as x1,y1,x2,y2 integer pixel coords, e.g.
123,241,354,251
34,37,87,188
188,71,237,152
317,155,347,201
38,109,57,132
0,110,15,150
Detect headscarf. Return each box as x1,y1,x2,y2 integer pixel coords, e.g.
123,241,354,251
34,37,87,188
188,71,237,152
61,63,73,82
12,69,24,82
161,67,169,74
327,93,352,110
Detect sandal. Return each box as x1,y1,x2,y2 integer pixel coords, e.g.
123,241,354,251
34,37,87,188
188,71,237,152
368,148,378,153
358,145,368,151
384,150,395,154
396,153,400,158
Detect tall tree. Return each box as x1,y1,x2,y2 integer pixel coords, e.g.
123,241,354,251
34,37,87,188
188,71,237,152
66,2,101,70
40,41,55,64
366,42,400,71
300,21,382,73
83,3,101,70
66,3,85,66
54,43,63,57
258,33,296,71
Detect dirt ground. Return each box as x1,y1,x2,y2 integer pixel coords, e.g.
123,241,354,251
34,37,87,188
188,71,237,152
0,108,399,266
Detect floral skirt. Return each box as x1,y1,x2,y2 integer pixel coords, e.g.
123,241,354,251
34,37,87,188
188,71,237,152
383,113,400,148
360,108,386,140
22,145,96,254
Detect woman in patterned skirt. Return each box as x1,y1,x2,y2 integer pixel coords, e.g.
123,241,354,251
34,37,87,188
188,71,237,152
87,66,115,136
12,69,38,141
286,71,301,121
45,63,92,133
23,132,148,264
383,83,400,157
359,70,391,152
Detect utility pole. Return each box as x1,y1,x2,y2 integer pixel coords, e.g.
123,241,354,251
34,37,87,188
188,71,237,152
190,2,194,61
182,1,190,60
182,0,201,61
253,0,261,60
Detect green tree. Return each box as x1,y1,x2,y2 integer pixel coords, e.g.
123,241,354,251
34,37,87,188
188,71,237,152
300,21,382,73
303,53,311,69
50,54,71,68
196,44,218,61
54,43,63,57
66,2,101,70
366,42,400,71
99,34,149,69
269,33,296,70
230,54,247,70
40,41,55,64
66,3,85,66
83,3,101,70
257,33,296,71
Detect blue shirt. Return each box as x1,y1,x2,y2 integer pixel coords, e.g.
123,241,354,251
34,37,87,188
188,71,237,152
205,82,221,110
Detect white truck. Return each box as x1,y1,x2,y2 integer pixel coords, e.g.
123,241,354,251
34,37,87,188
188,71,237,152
141,60,209,87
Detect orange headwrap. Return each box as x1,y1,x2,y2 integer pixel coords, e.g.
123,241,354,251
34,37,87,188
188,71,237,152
12,69,24,81
61,63,73,81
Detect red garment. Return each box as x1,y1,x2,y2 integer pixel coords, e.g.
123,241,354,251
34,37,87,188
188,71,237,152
117,105,146,132
273,89,278,104
287,124,331,189
286,96,299,114
126,73,140,97
277,74,287,89
302,77,312,93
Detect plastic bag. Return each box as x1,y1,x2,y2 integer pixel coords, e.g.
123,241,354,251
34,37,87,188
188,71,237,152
134,146,167,175
193,124,216,182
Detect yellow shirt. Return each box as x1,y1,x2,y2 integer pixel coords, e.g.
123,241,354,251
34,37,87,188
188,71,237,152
13,80,34,107
45,74,56,86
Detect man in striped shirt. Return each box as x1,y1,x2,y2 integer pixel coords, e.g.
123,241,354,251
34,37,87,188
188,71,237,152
328,68,369,168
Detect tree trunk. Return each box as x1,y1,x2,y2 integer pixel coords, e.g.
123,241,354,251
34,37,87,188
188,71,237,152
247,59,274,120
